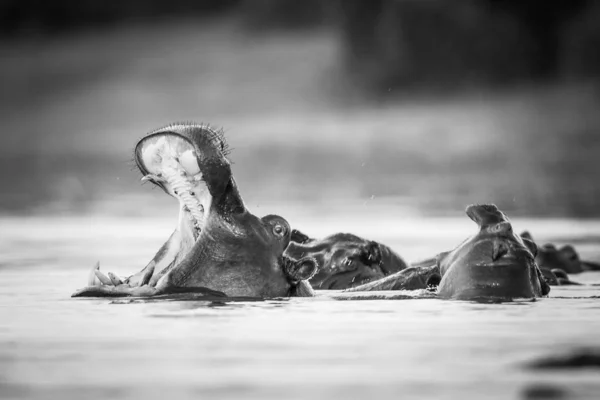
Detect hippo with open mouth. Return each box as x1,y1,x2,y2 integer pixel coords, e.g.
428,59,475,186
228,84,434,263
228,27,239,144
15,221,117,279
72,123,317,298
347,204,550,300
284,230,409,289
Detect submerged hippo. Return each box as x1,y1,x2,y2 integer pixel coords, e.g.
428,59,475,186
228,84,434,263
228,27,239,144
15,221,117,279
520,231,600,275
285,230,409,289
519,231,589,286
72,123,317,298
348,204,550,300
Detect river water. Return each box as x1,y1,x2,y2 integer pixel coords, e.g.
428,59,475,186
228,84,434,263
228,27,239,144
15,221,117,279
1,214,600,400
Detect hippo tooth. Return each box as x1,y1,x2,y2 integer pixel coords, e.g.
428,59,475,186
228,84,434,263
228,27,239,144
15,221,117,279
162,167,204,224
88,262,101,286
108,272,123,286
140,261,156,286
141,174,166,183
95,269,113,286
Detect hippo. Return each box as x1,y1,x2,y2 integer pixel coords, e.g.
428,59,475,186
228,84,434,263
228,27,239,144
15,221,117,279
521,231,600,275
72,123,318,298
549,268,582,286
347,204,550,300
285,230,409,289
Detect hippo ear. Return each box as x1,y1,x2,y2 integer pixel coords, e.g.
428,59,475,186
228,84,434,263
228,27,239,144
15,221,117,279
542,243,557,252
559,245,579,261
465,204,509,229
290,229,312,244
520,231,534,242
522,237,538,258
284,256,318,282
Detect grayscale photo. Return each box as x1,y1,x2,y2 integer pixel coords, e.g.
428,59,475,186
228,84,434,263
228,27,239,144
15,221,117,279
1,1,599,399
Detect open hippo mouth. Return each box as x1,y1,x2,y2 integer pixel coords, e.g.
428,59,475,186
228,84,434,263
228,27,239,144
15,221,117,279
135,130,215,242
72,123,317,298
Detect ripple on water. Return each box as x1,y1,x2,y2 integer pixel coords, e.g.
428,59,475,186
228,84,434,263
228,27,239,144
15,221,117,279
1,217,600,400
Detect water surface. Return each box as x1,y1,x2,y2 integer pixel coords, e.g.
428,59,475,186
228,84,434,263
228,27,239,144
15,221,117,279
1,215,600,400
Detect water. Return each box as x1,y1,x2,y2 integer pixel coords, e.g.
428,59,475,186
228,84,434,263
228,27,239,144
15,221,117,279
1,214,600,400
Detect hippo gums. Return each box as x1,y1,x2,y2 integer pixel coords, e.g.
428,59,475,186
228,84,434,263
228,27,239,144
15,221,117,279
348,204,550,300
72,123,318,298
285,231,409,289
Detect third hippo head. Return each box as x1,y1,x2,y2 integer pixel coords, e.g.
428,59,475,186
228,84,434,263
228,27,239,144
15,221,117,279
344,204,551,301
435,204,550,300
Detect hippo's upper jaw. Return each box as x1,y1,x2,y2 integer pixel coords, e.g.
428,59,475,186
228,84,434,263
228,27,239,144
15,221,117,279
72,123,317,299
135,123,245,240
437,204,550,301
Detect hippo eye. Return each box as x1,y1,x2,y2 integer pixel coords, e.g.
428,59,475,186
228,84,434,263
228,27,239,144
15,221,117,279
273,224,285,237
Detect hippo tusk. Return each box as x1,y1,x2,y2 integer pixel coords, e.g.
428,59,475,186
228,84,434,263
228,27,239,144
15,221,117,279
108,272,123,286
88,262,101,286
94,269,113,286
140,260,156,286
141,174,163,183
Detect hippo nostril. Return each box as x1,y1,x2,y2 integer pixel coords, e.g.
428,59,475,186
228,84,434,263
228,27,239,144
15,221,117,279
492,242,509,261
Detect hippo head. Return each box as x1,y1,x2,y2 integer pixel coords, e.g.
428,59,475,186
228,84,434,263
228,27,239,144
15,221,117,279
284,231,408,290
436,204,550,300
72,123,317,298
521,231,600,274
539,243,582,274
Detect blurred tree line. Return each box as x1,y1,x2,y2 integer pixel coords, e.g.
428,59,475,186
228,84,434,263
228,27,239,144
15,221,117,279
339,0,600,93
1,0,598,92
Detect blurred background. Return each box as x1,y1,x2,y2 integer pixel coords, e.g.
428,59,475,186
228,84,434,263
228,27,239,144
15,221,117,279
1,0,599,220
